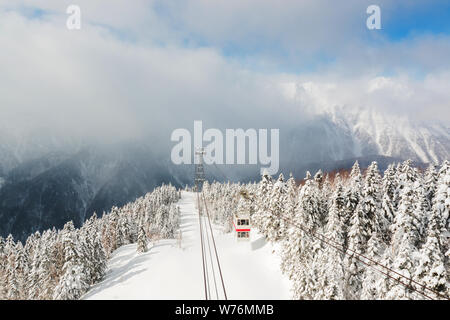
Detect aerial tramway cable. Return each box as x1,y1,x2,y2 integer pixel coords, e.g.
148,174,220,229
202,213,212,299
196,191,208,300
204,207,220,299
202,192,228,300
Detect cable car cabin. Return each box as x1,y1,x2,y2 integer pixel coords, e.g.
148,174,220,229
233,212,250,241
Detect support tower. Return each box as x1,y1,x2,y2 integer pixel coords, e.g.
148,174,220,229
195,147,206,192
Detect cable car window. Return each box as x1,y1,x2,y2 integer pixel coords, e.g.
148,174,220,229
238,219,248,225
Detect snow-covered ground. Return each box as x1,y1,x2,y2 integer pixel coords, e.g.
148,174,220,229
84,192,292,300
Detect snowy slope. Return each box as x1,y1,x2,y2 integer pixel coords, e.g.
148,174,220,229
83,192,291,300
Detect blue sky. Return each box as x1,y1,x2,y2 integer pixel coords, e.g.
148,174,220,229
380,1,450,40
156,1,450,75
4,1,450,74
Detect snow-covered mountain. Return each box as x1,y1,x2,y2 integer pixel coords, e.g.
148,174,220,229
0,105,448,242
0,144,193,242
329,105,449,164
280,105,449,174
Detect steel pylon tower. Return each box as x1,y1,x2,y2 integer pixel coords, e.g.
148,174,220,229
195,147,206,192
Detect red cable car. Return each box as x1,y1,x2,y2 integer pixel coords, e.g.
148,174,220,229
233,212,250,241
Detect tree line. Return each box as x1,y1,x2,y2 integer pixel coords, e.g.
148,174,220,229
203,160,450,300
0,184,180,300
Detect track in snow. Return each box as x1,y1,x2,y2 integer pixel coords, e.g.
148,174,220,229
84,191,291,300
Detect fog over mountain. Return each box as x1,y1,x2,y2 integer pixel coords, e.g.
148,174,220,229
0,1,449,241
1,105,447,241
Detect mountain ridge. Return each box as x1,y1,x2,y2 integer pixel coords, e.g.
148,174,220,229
0,107,448,242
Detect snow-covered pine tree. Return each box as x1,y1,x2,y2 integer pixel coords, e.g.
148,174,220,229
254,170,273,230
282,220,321,300
27,237,42,300
25,232,41,300
391,160,424,245
285,173,298,221
289,171,323,299
344,163,382,299
92,233,107,283
375,248,395,300
0,236,6,299
137,224,148,253
314,170,328,226
424,164,439,212
386,185,420,300
53,222,90,300
118,213,132,246
344,201,371,299
4,235,18,300
360,228,385,300
414,214,448,299
433,160,449,233
36,229,59,299
344,161,363,228
381,164,398,243
317,175,346,299
429,160,450,292
84,213,106,283
263,173,287,242
321,173,332,224
362,161,383,237
109,207,120,252
297,171,321,232
6,256,20,300
13,241,29,299
413,181,430,246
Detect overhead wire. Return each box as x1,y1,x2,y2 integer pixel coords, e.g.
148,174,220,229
202,192,228,300
196,191,208,300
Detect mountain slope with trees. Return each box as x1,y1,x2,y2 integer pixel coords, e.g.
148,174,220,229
202,159,450,299
0,184,180,300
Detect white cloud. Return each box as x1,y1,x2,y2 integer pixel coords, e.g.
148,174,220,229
0,1,448,149
280,72,450,123
0,8,299,143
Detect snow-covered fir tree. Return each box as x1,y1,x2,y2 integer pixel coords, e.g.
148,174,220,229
53,222,90,300
263,173,287,242
381,164,398,243
386,184,420,299
253,170,273,230
297,171,322,232
317,175,346,299
137,224,148,253
414,214,448,299
285,173,299,221
345,161,363,227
